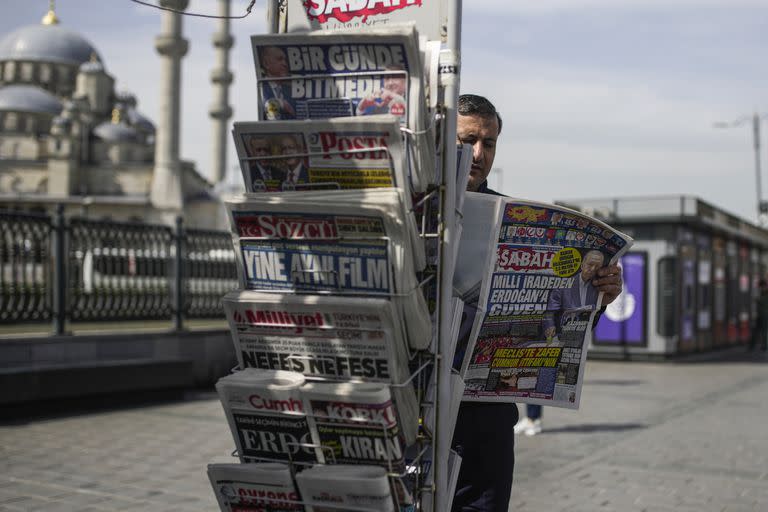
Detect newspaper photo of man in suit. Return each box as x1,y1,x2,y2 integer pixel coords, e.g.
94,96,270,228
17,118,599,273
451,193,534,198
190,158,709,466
543,249,606,340
259,46,297,120
279,134,310,189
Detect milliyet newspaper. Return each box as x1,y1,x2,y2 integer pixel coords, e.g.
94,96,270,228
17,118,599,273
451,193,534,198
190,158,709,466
456,196,633,408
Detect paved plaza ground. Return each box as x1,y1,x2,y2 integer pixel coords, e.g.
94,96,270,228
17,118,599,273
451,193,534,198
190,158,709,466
1,348,767,511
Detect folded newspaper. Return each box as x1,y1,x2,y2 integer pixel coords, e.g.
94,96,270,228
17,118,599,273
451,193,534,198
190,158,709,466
455,195,633,408
233,116,418,193
216,369,318,464
302,381,407,471
295,464,395,512
226,190,430,349
207,462,302,511
222,290,419,445
251,24,435,191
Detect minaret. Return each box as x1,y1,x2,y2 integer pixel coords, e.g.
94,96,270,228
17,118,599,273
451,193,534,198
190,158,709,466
209,0,234,185
150,0,189,213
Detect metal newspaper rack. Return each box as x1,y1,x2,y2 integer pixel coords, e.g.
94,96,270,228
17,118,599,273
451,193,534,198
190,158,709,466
213,2,462,510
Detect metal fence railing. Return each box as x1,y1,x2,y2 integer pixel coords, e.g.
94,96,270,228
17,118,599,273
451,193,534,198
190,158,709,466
0,207,238,333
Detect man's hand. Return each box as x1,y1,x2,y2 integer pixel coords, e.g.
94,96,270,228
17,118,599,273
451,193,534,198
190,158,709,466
593,264,623,306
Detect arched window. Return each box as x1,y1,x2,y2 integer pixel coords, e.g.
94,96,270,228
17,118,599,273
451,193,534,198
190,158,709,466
4,61,15,81
20,62,34,82
40,64,52,85
4,112,18,131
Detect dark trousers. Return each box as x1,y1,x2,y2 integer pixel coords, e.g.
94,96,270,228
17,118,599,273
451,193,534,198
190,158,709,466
526,404,542,421
451,402,518,511
750,318,768,350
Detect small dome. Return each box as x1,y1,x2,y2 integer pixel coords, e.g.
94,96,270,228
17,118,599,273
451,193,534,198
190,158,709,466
0,24,102,66
0,84,62,115
93,121,139,143
127,109,155,134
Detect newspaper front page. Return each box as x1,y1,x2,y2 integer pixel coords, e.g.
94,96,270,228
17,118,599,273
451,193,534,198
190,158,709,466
295,464,395,512
302,382,407,471
207,462,302,511
458,197,633,408
251,27,422,127
233,116,412,193
216,369,318,464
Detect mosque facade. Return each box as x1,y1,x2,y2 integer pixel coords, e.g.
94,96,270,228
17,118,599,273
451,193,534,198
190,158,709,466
0,3,230,228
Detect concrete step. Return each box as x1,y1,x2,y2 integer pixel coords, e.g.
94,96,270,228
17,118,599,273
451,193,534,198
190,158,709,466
0,358,195,405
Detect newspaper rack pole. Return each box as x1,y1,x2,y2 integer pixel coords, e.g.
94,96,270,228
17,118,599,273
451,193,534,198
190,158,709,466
436,0,462,509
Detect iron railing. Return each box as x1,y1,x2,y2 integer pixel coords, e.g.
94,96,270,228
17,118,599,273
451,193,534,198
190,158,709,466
0,208,238,332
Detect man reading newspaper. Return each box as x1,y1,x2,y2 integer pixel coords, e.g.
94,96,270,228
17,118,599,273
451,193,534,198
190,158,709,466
451,94,624,512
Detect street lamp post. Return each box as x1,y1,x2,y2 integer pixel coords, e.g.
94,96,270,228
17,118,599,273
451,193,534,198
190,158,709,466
714,112,768,225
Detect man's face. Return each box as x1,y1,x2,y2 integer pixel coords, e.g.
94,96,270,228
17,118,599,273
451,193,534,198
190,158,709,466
281,137,301,167
457,113,499,192
261,47,289,77
580,252,605,282
249,137,271,166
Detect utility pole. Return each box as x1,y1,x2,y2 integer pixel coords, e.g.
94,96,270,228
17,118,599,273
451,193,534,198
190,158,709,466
714,112,768,225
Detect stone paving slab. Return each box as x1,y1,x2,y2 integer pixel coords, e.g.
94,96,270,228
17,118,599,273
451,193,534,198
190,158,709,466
1,350,767,511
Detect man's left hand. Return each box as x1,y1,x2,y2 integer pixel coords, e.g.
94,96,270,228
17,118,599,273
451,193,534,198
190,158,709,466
593,264,623,306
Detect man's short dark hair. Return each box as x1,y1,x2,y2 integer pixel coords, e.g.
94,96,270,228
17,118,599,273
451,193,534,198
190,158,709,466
458,94,503,134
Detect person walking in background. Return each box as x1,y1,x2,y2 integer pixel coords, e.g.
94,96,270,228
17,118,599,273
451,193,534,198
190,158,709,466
749,279,768,351
514,404,543,436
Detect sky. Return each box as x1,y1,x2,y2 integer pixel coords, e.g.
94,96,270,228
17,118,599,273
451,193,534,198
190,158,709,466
1,0,767,222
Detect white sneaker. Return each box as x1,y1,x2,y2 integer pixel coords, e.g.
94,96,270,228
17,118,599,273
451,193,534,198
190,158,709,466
525,419,542,436
513,417,533,435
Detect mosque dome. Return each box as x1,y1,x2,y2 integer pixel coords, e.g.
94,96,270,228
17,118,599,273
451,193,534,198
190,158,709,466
0,24,102,66
127,109,155,134
0,84,62,115
93,121,139,143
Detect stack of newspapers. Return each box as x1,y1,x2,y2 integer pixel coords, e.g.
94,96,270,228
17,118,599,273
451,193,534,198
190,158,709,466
208,13,468,512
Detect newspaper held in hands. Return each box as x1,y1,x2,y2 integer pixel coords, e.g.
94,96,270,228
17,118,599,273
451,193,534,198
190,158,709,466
207,462,302,511
295,464,395,512
456,196,633,409
215,369,319,464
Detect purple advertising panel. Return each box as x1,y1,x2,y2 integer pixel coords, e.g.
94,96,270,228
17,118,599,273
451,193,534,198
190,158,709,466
594,252,647,345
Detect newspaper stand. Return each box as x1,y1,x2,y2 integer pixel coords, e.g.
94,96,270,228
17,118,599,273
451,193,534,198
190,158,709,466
209,1,464,510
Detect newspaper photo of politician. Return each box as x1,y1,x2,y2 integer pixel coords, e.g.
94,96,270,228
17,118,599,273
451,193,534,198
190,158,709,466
543,248,607,341
258,45,297,120
242,134,285,192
